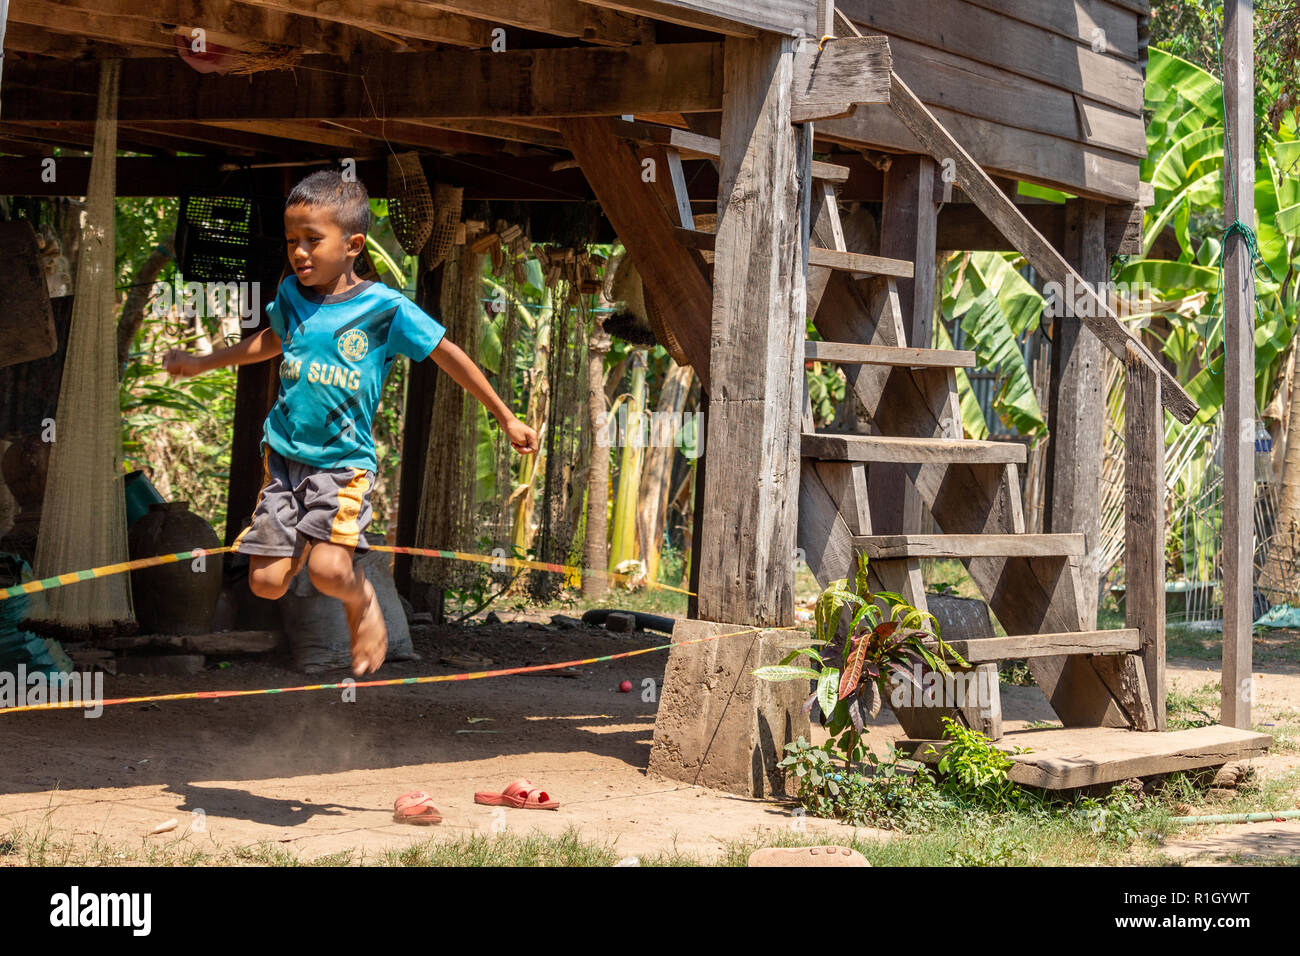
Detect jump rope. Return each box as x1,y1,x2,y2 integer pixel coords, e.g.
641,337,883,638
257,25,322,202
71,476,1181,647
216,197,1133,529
0,544,795,716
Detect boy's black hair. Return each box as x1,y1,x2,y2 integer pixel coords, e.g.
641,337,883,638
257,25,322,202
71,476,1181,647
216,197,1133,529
285,170,370,236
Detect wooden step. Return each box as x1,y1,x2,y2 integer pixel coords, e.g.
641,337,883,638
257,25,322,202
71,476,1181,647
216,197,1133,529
805,341,976,368
612,118,850,182
929,629,1141,664
674,228,913,279
897,725,1273,790
854,533,1085,560
802,433,1026,465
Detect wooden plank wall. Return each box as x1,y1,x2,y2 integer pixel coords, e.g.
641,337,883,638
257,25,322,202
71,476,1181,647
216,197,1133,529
822,0,1150,201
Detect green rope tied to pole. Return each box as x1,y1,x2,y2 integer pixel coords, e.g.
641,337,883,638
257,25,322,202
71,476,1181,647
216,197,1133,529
1205,2,1275,377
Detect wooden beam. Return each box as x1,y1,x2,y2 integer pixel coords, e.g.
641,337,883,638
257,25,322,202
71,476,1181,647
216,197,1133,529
804,341,975,368
614,118,850,182
236,0,491,47
790,35,892,122
855,533,1084,559
803,433,1026,465
675,227,912,277
1221,0,1255,731
840,0,1145,114
11,0,392,56
579,0,808,36
395,266,444,600
423,0,647,44
2,43,725,122
697,34,807,627
225,190,286,548
887,72,1198,423
821,101,1141,203
1044,199,1107,628
903,725,1273,790
561,117,713,391
1123,343,1166,730
8,1,174,51
876,154,938,538
931,629,1142,663
406,119,567,150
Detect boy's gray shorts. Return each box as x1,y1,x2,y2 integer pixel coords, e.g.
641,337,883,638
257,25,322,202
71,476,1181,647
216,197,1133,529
232,446,374,557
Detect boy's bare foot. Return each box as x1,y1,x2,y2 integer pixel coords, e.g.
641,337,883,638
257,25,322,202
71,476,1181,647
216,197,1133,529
347,575,388,676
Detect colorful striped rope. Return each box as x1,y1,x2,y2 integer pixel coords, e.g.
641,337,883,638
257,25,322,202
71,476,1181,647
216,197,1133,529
0,544,695,602
0,623,791,715
0,547,235,601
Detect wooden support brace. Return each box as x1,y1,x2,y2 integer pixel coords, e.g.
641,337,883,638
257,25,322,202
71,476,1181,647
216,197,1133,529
1124,342,1166,730
563,117,713,392
887,72,1198,423
790,35,893,122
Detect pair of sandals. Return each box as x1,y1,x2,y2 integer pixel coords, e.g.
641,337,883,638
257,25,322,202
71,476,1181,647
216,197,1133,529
392,778,559,825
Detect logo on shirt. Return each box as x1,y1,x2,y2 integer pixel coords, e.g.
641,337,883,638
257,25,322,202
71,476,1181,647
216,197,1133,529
338,329,369,361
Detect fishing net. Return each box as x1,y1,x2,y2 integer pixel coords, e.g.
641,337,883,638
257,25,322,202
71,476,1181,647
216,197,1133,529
421,183,463,272
27,60,136,640
530,276,590,601
386,152,434,257
485,240,522,549
412,245,485,594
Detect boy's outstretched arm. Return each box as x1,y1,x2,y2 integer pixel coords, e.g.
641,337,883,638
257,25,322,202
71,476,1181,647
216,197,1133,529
430,339,539,454
163,328,283,378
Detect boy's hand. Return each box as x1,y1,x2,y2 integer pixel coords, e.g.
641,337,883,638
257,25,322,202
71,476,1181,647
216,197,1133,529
162,349,204,378
502,415,539,454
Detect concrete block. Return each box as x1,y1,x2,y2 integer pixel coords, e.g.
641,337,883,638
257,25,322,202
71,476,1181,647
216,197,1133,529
649,619,811,798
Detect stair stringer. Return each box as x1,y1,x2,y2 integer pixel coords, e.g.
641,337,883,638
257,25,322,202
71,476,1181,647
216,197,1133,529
813,284,1132,729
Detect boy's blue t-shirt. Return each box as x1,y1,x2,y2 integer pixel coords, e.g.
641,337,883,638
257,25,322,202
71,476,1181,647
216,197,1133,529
263,277,446,472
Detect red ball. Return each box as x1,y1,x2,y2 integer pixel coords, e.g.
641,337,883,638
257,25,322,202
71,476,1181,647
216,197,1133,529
619,680,633,693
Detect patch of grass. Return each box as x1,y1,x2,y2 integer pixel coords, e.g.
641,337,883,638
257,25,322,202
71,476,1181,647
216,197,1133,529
921,559,983,602
382,827,620,867
1165,679,1220,729
999,660,1036,686
1098,600,1300,666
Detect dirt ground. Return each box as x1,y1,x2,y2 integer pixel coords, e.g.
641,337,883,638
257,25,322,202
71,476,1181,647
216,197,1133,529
2,613,1298,864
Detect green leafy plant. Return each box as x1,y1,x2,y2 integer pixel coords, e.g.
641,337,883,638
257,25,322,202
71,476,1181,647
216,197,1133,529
927,716,1034,812
778,738,947,830
755,551,966,768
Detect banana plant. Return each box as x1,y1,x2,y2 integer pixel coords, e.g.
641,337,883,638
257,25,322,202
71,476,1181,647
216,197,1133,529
1129,48,1300,426
940,251,1047,439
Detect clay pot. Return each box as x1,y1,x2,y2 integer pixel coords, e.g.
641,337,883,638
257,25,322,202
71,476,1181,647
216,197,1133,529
128,501,223,635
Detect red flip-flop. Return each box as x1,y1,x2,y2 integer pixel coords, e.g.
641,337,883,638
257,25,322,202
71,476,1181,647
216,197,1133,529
473,778,560,810
393,790,443,825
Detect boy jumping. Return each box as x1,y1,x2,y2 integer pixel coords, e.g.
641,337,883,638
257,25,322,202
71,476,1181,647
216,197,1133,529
165,171,538,677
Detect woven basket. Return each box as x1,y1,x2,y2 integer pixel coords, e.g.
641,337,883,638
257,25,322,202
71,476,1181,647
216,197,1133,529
386,152,434,257
422,183,464,270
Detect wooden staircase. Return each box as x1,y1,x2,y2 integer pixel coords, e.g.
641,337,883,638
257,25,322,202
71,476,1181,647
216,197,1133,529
596,66,1271,788
795,221,1146,742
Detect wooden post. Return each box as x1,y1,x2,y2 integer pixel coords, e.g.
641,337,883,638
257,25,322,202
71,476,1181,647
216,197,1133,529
1045,199,1107,627
874,155,938,535
394,264,443,601
1222,0,1256,730
1124,343,1166,730
697,33,809,627
224,190,283,546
